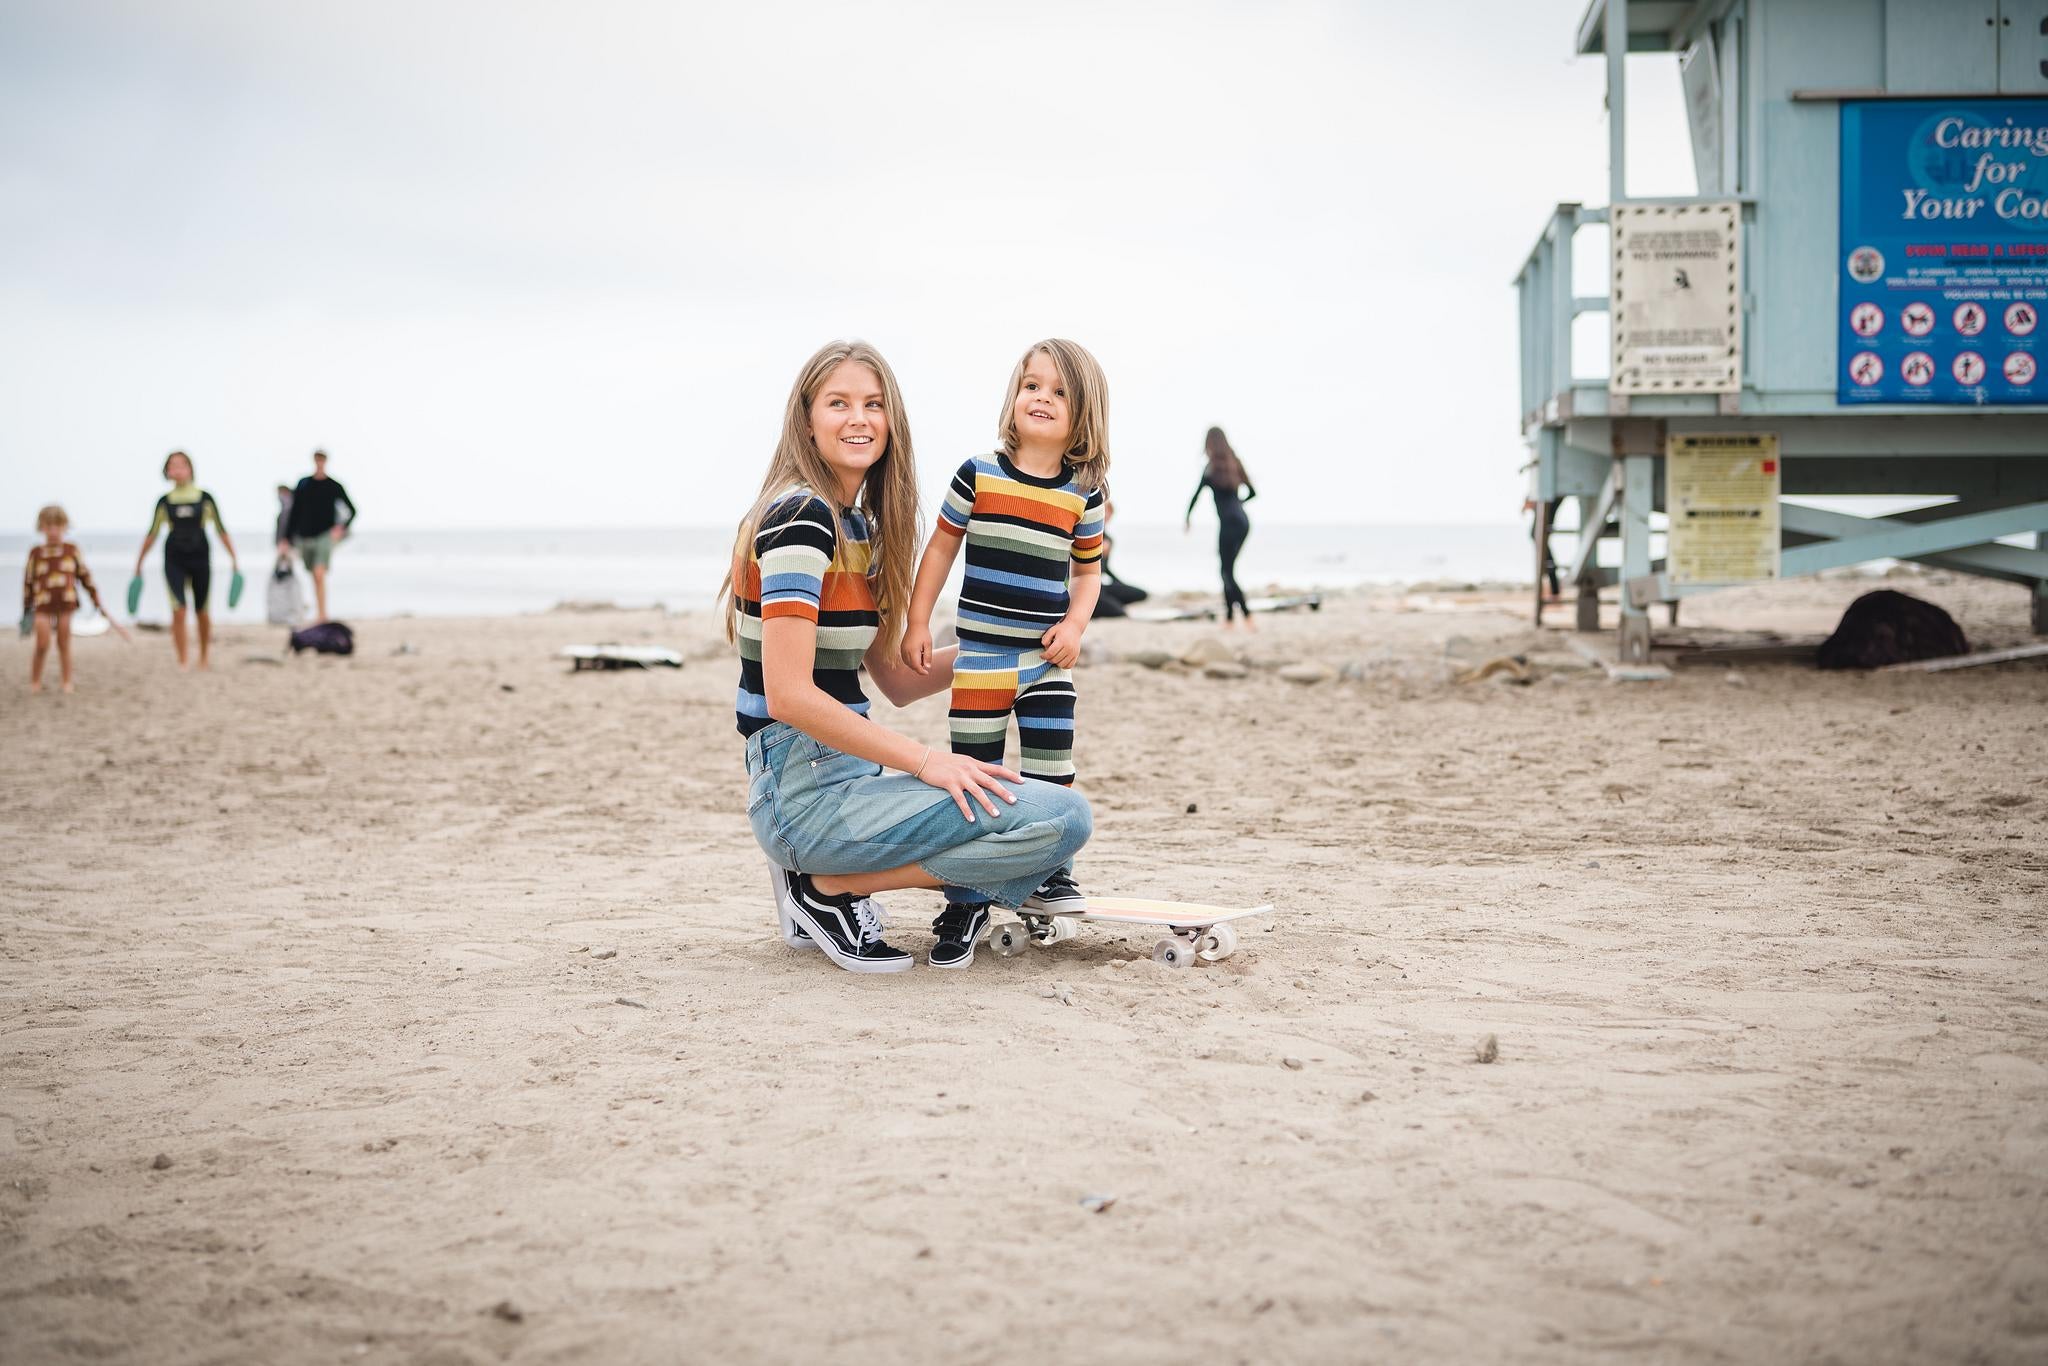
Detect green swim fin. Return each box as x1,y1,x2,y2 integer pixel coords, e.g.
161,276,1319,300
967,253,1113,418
126,575,143,614
228,570,245,609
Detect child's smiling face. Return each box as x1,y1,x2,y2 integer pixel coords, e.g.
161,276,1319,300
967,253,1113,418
42,520,66,545
808,360,889,499
1012,350,1072,453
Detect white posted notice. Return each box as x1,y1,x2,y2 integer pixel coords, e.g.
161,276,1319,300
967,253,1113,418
1611,202,1742,394
1666,432,1780,584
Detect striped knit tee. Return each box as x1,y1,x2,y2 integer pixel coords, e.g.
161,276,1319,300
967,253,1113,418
936,453,1106,650
733,488,879,739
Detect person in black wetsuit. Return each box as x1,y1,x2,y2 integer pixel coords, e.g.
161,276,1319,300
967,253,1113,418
1090,496,1151,619
279,450,357,623
132,450,239,671
1184,427,1257,628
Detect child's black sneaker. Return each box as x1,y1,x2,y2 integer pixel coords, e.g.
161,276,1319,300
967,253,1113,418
780,870,913,974
928,902,992,970
1023,870,1086,913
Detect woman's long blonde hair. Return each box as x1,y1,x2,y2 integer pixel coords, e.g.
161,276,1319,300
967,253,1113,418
997,338,1110,493
720,340,921,647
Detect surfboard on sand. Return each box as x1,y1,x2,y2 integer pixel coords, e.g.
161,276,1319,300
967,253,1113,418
1120,594,1320,623
1246,593,1322,614
1122,603,1219,623
559,644,683,671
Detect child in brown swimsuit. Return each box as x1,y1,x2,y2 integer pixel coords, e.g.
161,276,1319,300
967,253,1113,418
23,504,128,693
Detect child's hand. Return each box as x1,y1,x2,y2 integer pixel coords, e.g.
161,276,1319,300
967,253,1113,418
1041,617,1085,668
901,621,933,674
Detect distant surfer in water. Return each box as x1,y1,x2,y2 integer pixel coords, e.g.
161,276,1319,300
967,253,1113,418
1184,426,1257,628
133,450,237,671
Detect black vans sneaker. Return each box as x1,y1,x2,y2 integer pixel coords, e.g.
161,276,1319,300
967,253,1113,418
779,870,913,974
928,902,992,969
769,862,888,952
1023,870,1086,913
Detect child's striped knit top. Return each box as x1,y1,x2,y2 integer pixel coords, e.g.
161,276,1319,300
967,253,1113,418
935,453,1105,650
734,488,878,739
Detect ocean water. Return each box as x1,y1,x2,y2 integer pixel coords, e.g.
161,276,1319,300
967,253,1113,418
7,522,1534,625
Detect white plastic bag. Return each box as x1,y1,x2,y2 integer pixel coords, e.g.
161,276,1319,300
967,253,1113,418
266,555,307,625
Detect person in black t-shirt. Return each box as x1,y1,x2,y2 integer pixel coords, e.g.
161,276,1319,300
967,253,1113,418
278,450,357,623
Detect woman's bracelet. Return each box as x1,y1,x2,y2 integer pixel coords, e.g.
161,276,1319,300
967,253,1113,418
912,746,932,780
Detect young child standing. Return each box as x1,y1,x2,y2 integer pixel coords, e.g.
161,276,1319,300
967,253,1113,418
902,339,1109,952
23,504,128,693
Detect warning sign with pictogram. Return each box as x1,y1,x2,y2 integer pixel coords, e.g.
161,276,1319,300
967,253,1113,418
1840,98,2048,404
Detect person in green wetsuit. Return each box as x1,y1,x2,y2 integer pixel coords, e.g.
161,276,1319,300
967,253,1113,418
133,450,239,671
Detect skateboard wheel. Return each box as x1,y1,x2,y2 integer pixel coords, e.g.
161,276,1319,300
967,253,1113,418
1197,923,1238,963
990,918,1030,958
1152,937,1194,969
1050,915,1079,944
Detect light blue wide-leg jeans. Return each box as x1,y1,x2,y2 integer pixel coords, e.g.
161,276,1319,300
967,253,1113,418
744,721,1092,909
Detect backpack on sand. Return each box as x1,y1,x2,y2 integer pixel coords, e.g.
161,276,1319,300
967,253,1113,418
289,621,354,655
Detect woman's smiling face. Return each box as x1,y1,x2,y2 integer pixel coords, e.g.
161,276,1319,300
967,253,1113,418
808,360,888,500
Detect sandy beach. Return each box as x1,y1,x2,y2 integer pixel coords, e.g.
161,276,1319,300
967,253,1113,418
3,572,2045,1365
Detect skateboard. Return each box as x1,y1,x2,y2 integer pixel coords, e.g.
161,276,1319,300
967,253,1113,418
988,896,1273,968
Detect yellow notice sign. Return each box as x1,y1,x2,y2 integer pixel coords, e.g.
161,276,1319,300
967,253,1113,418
1667,432,1780,584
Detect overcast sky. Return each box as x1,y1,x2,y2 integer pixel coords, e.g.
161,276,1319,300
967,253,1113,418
0,0,1696,533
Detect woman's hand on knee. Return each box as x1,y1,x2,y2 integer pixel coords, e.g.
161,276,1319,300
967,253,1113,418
920,752,1020,823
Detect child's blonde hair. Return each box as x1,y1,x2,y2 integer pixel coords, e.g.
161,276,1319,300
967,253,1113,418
36,504,68,532
720,340,922,647
997,338,1110,493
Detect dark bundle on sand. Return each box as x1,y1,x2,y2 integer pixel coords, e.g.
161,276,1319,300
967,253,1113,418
1816,590,1968,670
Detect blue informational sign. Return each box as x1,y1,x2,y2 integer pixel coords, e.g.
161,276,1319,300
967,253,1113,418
1840,99,2048,405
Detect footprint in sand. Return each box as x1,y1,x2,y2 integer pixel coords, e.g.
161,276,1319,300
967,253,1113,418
433,943,543,970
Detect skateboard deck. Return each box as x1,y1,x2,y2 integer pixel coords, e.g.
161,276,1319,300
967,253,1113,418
1065,897,1272,929
990,896,1273,967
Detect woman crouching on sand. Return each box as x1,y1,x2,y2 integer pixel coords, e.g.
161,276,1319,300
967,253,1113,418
723,340,1093,974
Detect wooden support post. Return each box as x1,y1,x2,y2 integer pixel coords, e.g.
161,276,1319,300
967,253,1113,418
1618,454,1655,663
1574,489,1602,632
1533,498,1551,626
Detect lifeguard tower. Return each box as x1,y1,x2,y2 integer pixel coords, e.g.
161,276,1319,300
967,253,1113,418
1518,0,2048,660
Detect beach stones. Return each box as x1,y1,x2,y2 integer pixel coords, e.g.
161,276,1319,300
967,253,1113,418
1123,649,1173,670
1277,662,1332,685
1202,660,1248,680
1180,638,1235,667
